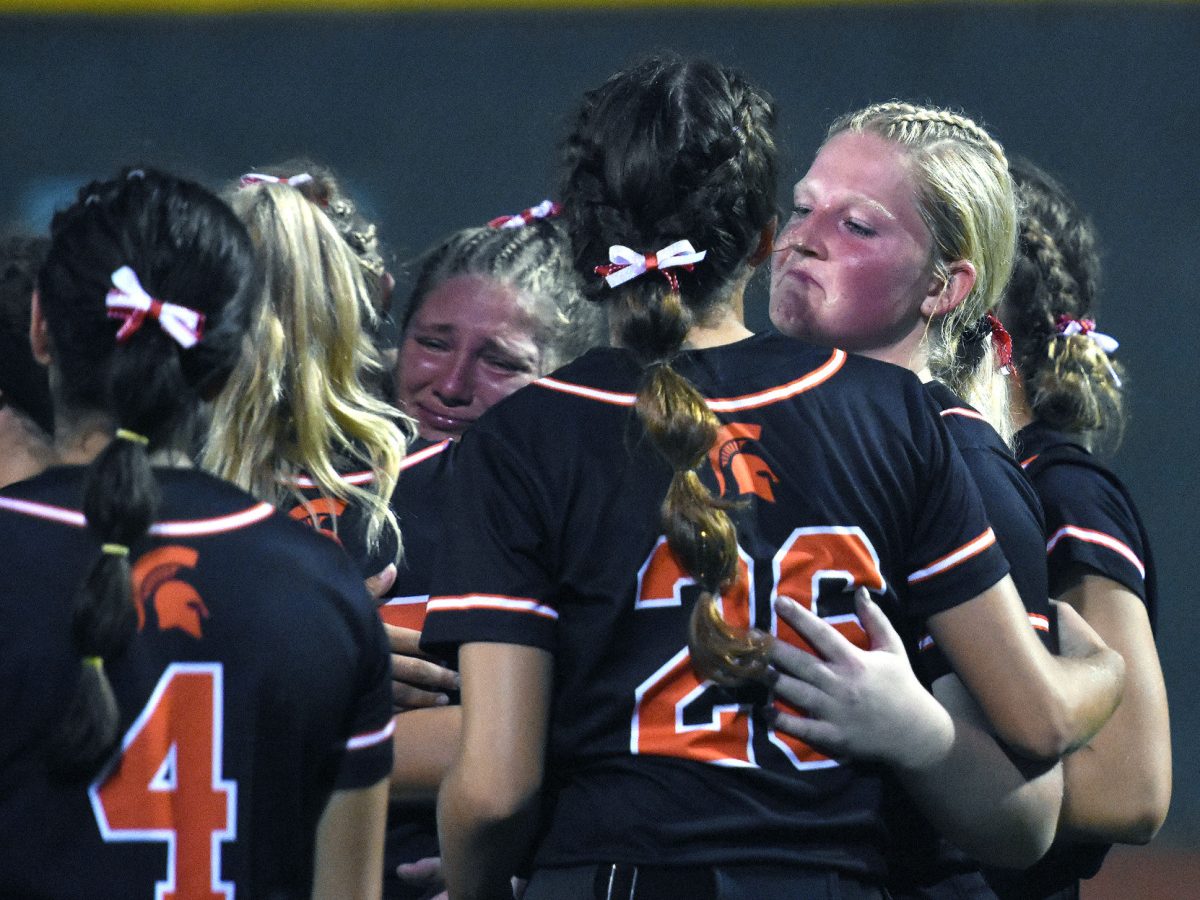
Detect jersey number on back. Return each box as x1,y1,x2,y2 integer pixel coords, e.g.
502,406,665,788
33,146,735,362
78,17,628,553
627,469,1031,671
90,663,236,900
632,527,883,770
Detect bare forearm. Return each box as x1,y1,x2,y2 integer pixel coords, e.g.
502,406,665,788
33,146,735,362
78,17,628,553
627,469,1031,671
312,780,388,900
438,767,536,900
929,581,1124,760
390,706,462,802
1055,578,1171,844
897,676,1062,869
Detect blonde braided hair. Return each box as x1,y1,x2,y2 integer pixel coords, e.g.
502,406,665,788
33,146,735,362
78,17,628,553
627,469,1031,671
829,102,1018,443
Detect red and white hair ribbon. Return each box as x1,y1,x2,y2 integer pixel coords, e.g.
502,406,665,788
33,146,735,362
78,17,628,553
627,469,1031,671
985,312,1013,371
595,240,707,290
1056,315,1119,355
488,200,561,229
1056,315,1121,385
105,266,205,349
239,172,314,188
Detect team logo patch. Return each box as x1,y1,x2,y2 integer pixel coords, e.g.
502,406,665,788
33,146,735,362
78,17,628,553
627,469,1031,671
708,423,778,502
131,546,208,639
288,496,348,545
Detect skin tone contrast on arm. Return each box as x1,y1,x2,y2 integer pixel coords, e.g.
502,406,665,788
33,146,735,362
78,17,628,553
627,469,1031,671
927,575,1124,761
438,641,552,900
769,590,1062,868
310,779,388,900
1054,576,1171,844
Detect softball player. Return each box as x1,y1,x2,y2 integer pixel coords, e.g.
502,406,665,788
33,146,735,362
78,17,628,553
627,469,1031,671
419,57,1108,900
0,169,392,898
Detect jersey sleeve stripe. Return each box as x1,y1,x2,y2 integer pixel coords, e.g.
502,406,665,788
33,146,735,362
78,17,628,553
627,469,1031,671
399,439,453,470
1019,453,1040,469
537,349,847,412
427,595,559,620
939,407,987,422
346,717,396,751
1046,525,1145,578
907,528,997,585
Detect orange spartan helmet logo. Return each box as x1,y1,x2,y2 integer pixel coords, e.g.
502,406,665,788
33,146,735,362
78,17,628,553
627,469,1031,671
708,423,779,503
289,497,348,545
131,546,208,639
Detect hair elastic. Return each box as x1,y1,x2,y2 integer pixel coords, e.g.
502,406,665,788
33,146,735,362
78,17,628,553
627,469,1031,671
115,427,149,446
488,200,562,229
595,240,707,293
101,543,130,557
83,656,104,670
106,266,205,348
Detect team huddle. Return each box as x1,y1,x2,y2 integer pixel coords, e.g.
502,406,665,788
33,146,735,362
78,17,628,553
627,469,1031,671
0,53,1168,900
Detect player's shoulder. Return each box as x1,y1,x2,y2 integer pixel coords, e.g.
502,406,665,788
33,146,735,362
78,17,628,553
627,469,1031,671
922,380,1009,454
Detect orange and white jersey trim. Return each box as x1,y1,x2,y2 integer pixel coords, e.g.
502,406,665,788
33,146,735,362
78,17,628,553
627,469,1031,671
346,718,396,751
427,594,559,620
0,495,276,537
907,528,997,585
1047,525,1145,579
536,349,847,413
940,406,987,423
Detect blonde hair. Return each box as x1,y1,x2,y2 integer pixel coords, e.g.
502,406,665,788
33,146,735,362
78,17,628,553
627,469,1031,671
201,183,408,556
829,102,1018,443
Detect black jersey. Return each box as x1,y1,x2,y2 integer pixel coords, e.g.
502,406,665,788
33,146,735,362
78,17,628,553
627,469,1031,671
0,467,393,900
1018,422,1155,623
917,382,1053,677
379,437,454,900
984,422,1159,900
287,465,401,579
886,383,1056,899
421,332,1010,879
379,438,454,632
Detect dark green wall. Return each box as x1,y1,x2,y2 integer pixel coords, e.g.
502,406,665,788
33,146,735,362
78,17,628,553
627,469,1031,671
2,2,1197,846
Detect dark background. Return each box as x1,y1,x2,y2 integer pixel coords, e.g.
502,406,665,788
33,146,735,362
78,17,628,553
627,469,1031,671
2,2,1196,851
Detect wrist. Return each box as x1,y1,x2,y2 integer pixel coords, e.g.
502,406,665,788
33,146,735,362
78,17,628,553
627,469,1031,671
891,692,955,774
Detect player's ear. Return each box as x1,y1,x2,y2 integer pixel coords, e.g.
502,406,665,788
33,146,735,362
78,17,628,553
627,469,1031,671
29,290,53,366
920,259,975,319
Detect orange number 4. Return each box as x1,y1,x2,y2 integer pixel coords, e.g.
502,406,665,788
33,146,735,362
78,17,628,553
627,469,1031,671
90,663,236,900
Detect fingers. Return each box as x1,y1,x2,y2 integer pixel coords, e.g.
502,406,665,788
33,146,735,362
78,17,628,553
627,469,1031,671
773,594,851,662
385,623,427,657
854,588,904,655
392,653,459,699
365,563,398,601
396,856,444,885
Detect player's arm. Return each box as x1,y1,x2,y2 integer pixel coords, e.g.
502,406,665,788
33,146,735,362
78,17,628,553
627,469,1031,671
926,574,1124,760
439,641,552,900
311,779,387,900
1054,574,1171,844
390,705,461,802
770,591,1062,868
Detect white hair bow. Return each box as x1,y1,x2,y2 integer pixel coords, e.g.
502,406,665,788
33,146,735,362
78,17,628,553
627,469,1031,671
105,266,206,349
239,172,314,188
597,240,707,288
1056,317,1119,355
